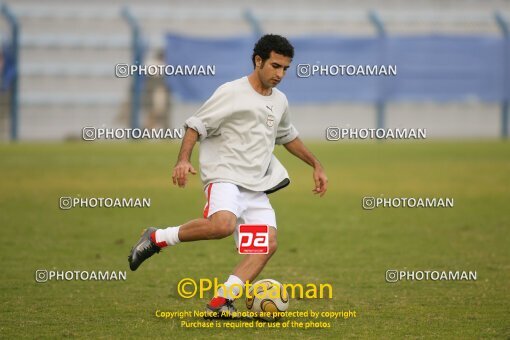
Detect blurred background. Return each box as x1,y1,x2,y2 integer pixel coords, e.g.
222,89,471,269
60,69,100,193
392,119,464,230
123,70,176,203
0,0,509,141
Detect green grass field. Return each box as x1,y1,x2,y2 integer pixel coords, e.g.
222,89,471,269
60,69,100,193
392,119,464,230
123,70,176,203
1,141,509,339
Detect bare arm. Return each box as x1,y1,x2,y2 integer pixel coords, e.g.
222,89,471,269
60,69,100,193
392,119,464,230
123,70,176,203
172,128,198,188
283,137,328,197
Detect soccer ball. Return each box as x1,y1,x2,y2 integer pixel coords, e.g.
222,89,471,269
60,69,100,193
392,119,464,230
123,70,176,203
246,279,289,321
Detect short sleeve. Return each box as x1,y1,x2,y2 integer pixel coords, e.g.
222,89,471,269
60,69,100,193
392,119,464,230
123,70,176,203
275,98,299,145
184,83,233,142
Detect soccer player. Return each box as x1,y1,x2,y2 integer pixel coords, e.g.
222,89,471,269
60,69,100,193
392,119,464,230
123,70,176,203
128,34,328,316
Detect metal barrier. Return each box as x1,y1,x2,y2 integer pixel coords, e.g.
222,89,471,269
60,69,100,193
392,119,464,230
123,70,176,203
121,6,143,130
1,5,510,140
1,3,19,141
495,12,509,138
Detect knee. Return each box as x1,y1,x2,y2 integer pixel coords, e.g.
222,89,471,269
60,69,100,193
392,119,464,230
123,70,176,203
268,238,278,256
208,220,235,240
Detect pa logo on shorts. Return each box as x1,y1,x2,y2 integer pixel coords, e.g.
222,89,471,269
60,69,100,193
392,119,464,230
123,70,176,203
266,115,275,127
238,224,269,254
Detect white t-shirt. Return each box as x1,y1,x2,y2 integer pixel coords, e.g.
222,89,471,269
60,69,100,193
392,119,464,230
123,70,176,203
184,76,299,193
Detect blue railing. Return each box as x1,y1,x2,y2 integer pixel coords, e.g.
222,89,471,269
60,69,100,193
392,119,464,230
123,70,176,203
1,3,19,141
121,6,143,130
2,6,509,139
495,11,509,138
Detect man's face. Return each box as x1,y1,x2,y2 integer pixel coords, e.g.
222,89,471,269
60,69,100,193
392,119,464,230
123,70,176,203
255,51,292,88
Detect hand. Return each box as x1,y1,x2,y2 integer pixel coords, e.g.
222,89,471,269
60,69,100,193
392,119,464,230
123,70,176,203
172,160,197,188
312,166,328,197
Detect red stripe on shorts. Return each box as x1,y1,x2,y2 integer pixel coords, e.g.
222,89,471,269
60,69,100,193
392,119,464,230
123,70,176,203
203,183,213,218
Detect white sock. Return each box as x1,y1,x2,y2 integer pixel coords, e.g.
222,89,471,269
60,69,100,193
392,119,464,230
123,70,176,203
217,275,245,300
154,226,181,247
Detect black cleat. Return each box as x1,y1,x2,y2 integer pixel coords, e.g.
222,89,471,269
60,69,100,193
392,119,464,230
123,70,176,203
128,227,160,271
204,298,237,319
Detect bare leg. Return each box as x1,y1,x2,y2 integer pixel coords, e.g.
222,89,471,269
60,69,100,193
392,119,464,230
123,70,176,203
129,211,238,272
232,226,278,282
177,211,237,242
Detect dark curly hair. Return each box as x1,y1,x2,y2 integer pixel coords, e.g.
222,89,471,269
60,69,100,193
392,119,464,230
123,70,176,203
251,34,294,68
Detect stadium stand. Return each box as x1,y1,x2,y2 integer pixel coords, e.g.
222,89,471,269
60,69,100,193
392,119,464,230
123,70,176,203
0,0,509,140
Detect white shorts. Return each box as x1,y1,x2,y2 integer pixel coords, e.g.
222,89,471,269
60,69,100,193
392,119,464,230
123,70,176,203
203,182,277,247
